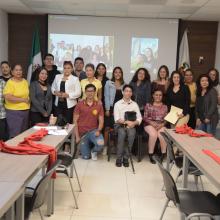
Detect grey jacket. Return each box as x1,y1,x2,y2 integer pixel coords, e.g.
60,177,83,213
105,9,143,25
30,81,52,115
196,88,219,128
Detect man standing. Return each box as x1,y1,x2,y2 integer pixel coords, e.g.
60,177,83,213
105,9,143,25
73,57,87,81
0,61,11,82
114,84,142,167
0,78,6,140
31,53,61,85
74,84,104,160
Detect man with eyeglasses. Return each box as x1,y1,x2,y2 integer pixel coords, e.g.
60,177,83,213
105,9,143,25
31,53,61,85
73,83,104,160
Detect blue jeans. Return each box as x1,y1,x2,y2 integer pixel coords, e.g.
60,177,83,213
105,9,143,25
197,123,216,136
80,129,104,159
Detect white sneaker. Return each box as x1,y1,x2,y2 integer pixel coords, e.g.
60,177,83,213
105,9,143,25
91,151,98,161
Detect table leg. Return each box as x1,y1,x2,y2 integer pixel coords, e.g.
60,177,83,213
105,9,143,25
15,192,24,220
5,205,15,220
70,132,75,178
182,154,189,188
46,179,54,216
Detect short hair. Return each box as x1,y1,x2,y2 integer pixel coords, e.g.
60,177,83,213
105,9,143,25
196,73,213,96
184,68,194,76
74,57,84,64
85,83,96,91
43,53,54,60
122,84,133,92
1,61,10,67
207,68,219,86
63,61,73,68
11,64,22,71
85,63,95,71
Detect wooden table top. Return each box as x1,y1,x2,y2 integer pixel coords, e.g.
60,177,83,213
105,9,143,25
0,181,24,218
165,129,220,190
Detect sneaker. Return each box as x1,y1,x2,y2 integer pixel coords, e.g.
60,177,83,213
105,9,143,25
116,158,122,167
91,151,98,161
123,158,129,167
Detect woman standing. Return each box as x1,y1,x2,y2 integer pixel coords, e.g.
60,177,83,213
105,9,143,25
129,68,151,114
95,63,109,107
196,74,218,135
30,67,52,126
81,63,102,101
166,71,190,126
3,64,30,138
52,61,81,124
151,65,169,96
184,69,197,128
144,89,168,163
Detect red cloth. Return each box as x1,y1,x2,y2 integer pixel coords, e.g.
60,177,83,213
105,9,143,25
175,124,212,137
203,149,220,165
0,129,57,178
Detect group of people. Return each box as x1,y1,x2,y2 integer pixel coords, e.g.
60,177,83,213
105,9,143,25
0,54,220,166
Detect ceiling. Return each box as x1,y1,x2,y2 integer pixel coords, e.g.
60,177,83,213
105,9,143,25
0,0,220,21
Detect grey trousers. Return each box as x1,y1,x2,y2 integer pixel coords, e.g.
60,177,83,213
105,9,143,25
116,126,136,159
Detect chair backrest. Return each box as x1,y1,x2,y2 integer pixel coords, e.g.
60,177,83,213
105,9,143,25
160,132,175,162
31,160,61,210
154,157,180,205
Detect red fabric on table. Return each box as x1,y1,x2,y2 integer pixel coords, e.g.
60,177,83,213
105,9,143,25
175,124,212,137
202,149,220,165
0,129,57,178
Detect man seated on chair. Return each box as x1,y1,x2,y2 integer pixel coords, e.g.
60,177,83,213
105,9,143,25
114,84,142,167
74,84,104,160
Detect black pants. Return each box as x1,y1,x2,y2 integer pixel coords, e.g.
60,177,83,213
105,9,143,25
0,118,7,141
30,111,49,126
55,102,74,124
188,107,196,129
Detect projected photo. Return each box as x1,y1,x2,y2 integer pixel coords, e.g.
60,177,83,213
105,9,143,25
49,34,114,71
131,37,159,77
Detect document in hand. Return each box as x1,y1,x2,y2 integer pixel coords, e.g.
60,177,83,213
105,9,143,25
164,105,183,125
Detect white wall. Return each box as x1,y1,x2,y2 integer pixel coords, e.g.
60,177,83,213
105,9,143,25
215,22,220,70
0,9,8,67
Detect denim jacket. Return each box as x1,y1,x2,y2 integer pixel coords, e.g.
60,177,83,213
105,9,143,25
104,80,124,111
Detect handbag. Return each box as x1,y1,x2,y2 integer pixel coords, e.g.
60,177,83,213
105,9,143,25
124,111,137,121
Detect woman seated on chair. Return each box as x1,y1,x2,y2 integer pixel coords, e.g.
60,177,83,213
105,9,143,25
144,89,168,164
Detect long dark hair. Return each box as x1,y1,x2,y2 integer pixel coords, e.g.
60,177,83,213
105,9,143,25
168,71,184,89
111,66,124,85
196,73,213,96
157,65,169,80
208,68,219,87
95,63,107,78
131,67,150,83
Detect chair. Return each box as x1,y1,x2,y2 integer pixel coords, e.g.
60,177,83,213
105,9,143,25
160,132,204,190
155,157,220,220
25,160,61,220
107,126,136,173
56,133,85,209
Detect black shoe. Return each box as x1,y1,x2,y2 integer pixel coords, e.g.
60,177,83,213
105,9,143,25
116,158,122,167
123,158,129,167
160,153,166,163
149,154,156,164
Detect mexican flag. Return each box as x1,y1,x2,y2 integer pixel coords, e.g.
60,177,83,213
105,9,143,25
27,27,42,83
178,29,190,70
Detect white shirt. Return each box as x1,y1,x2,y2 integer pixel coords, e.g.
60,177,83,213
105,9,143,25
51,74,81,108
114,98,142,124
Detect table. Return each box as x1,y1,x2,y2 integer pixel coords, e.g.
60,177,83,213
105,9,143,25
165,129,220,189
0,124,75,219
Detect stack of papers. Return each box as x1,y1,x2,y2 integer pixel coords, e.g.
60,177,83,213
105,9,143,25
164,105,183,125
